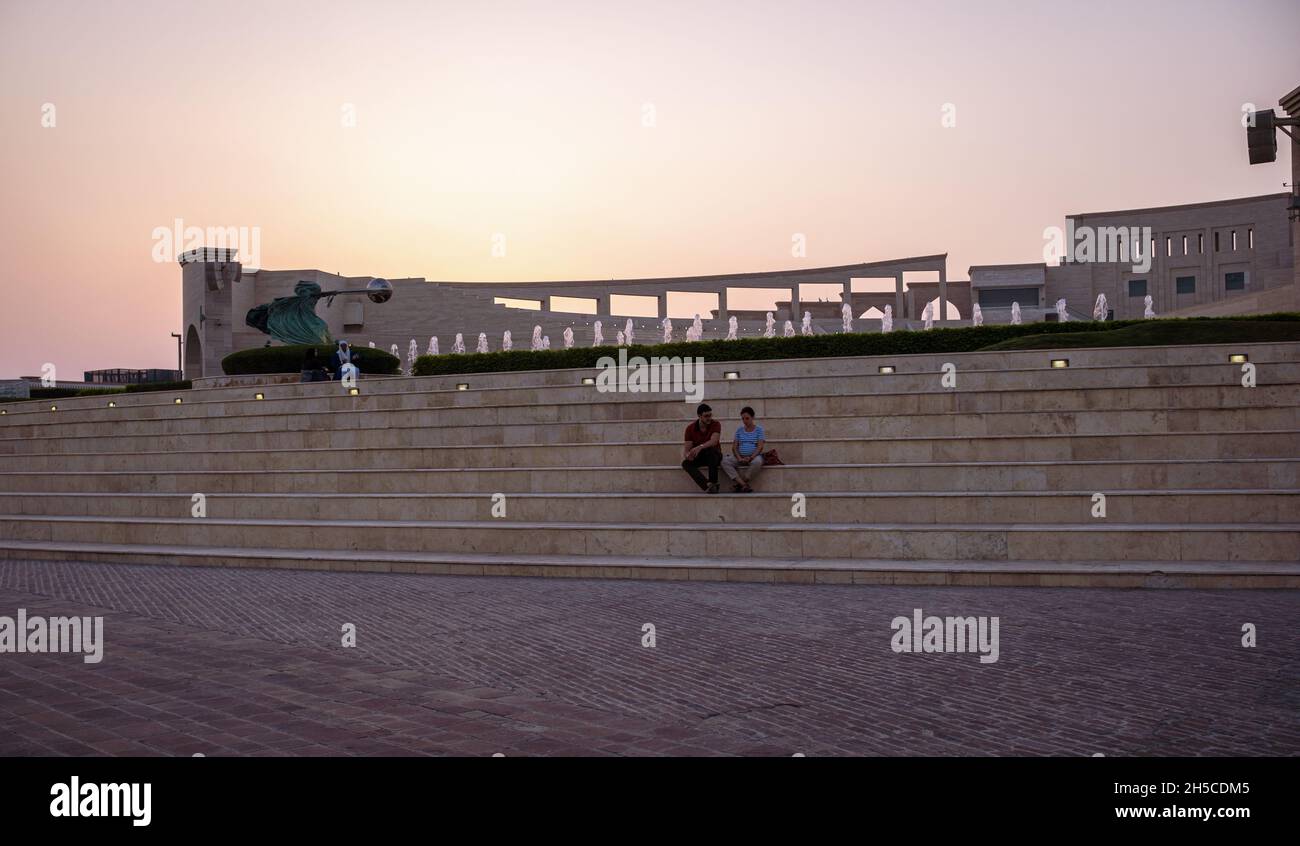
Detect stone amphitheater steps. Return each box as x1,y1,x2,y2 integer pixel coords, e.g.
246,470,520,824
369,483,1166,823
1,341,1297,587
8,362,1299,422
2,430,1294,472
2,515,1296,563
3,405,1296,454
3,458,1296,493
6,384,1295,442
2,540,1289,588
4,344,1296,418
2,490,1295,524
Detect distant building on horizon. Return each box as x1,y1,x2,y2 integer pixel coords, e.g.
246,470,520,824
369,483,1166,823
972,192,1296,321
83,368,184,385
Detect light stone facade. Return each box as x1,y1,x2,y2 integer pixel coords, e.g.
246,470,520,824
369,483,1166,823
180,253,952,379
181,80,1299,378
181,187,1297,379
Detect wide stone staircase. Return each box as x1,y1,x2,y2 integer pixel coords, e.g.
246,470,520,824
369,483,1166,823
0,342,1296,587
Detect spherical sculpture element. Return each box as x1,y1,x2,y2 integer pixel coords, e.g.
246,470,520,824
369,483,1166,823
366,278,393,304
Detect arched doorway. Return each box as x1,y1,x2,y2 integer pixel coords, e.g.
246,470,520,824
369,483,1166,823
184,325,202,379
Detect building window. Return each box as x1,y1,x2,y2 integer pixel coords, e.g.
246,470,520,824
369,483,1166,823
1128,279,1148,297
1176,276,1196,294
1165,237,1171,257
1198,234,1204,254
977,287,1041,308
1225,272,1246,291
1181,235,1188,255
1248,228,1253,249
1214,232,1220,251
1231,230,1238,250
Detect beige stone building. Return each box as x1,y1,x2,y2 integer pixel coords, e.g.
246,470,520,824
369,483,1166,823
180,84,1299,379
972,192,1296,321
180,253,956,379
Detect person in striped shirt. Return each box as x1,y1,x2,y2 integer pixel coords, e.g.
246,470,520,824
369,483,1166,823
722,406,765,493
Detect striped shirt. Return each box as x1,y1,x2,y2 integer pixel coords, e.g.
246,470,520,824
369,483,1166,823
734,424,765,457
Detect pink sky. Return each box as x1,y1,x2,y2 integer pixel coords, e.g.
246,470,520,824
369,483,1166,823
1,0,1296,378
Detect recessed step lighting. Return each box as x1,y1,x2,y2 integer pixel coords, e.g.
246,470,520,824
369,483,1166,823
50,405,58,411
878,365,895,374
348,387,360,396
456,383,469,391
1050,358,1069,369
107,401,116,408
173,397,184,404
723,371,739,380
1228,353,1248,363
254,392,265,400
580,377,595,385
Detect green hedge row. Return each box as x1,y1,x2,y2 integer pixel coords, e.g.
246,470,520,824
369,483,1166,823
410,313,1300,376
983,317,1300,351
20,387,122,400
222,344,401,376
0,380,196,403
123,380,193,393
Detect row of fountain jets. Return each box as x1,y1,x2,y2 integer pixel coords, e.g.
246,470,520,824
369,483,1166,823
368,293,1155,371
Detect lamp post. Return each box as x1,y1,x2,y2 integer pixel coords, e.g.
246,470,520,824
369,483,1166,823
170,332,182,375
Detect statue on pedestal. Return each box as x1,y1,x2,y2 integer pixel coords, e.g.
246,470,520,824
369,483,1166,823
245,278,392,346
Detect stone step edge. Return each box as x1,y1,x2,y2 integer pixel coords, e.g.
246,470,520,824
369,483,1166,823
6,402,1295,446
1,428,1294,461
2,488,1295,500
1,456,1294,477
3,514,1296,532
5,376,1296,420
0,541,1295,589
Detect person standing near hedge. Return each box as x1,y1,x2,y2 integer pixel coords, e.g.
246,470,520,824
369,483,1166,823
722,406,765,493
682,403,722,494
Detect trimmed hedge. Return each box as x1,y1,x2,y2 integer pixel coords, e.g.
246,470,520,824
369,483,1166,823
31,386,123,399
222,344,401,376
124,380,193,393
410,313,1300,376
0,381,194,403
982,317,1300,351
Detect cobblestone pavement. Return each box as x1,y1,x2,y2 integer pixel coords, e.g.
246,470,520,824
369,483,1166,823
0,560,1296,756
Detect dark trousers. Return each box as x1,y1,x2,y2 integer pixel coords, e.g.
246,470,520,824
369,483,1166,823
681,448,721,490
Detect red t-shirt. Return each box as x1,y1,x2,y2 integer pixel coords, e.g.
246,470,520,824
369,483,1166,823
684,420,721,448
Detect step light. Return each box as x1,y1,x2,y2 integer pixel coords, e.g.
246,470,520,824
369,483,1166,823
878,365,895,374
1228,353,1248,364
348,387,360,396
254,392,265,400
0,409,6,415
580,377,596,385
456,383,469,391
174,397,184,404
723,371,739,380
1050,358,1070,368
50,405,58,411
107,401,116,408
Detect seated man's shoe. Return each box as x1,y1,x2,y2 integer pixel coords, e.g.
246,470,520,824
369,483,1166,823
733,483,745,493
706,483,719,494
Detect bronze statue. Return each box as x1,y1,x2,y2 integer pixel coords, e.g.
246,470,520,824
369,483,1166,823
246,278,392,346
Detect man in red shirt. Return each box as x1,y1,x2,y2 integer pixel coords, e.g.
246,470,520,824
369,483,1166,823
682,403,722,494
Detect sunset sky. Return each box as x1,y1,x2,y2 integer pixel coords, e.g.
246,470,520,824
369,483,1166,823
1,0,1296,378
